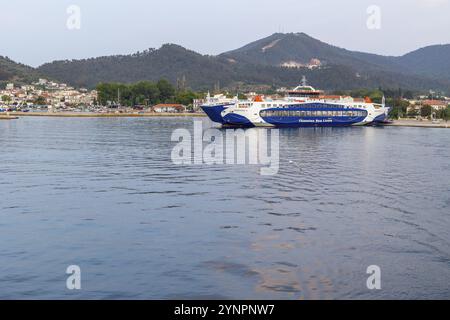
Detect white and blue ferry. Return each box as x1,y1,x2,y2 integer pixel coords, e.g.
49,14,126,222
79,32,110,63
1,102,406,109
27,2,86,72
201,84,389,127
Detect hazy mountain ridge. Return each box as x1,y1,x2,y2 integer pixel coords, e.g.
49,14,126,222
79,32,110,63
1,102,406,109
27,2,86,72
0,56,41,85
221,33,407,73
1,33,450,92
221,32,450,80
394,44,450,79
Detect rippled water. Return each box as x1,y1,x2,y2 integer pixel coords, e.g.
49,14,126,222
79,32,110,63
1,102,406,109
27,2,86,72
0,117,449,299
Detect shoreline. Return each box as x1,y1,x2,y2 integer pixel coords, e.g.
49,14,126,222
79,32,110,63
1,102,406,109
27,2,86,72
2,113,449,128
0,115,19,120
7,112,207,118
383,119,450,129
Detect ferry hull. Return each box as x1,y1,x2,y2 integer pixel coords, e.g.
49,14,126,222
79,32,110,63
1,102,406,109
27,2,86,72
260,116,367,128
200,104,228,124
221,118,367,128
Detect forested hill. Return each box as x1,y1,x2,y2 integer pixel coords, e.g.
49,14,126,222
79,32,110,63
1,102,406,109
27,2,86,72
0,56,40,85
1,32,448,92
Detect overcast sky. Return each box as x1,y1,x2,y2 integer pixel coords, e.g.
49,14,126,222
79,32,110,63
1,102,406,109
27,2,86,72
1,0,450,67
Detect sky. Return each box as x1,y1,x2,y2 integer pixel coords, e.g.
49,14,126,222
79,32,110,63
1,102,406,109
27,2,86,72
1,0,450,67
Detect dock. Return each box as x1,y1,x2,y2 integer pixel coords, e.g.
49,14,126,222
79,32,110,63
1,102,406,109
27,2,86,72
383,119,450,129
10,112,206,118
0,114,19,120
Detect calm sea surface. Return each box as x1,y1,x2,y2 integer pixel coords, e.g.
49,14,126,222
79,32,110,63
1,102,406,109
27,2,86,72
0,117,449,299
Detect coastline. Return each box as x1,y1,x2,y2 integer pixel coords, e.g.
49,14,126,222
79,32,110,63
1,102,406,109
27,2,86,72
383,119,450,129
3,113,449,128
8,112,207,118
0,115,19,120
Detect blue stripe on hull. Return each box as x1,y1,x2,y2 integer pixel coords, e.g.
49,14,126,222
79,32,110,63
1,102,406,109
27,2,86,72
200,105,228,124
261,116,366,127
223,113,254,127
373,113,388,123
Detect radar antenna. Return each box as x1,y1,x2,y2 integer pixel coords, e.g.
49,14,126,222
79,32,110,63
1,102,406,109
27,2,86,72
301,75,307,87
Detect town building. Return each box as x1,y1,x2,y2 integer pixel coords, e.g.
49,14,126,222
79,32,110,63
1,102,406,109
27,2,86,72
421,100,448,111
151,104,186,113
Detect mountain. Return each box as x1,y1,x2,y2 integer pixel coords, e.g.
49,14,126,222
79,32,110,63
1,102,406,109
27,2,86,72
38,44,238,90
395,44,450,80
0,56,40,85
221,33,405,73
32,33,450,93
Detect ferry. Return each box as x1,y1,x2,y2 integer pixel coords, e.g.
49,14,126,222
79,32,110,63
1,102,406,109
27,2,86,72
201,84,390,127
200,92,237,124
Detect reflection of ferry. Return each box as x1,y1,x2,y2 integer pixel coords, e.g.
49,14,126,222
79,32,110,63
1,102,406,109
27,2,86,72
201,83,390,127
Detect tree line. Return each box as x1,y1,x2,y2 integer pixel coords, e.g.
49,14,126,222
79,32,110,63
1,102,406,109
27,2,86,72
96,79,202,107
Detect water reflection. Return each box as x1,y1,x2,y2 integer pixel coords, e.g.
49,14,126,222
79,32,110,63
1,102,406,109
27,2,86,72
0,117,449,299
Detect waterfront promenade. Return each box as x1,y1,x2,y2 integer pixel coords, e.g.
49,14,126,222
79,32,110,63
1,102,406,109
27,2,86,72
384,119,450,129
2,113,450,128
9,112,206,118
0,115,19,120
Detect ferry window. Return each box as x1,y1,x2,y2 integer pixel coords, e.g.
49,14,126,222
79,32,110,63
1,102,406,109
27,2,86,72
267,104,271,107
262,104,266,108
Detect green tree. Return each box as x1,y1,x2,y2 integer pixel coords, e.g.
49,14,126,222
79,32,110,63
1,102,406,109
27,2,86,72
175,90,199,106
421,105,432,118
1,95,11,103
157,79,175,102
131,81,160,105
33,96,47,105
407,108,419,118
238,93,247,100
439,106,450,121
